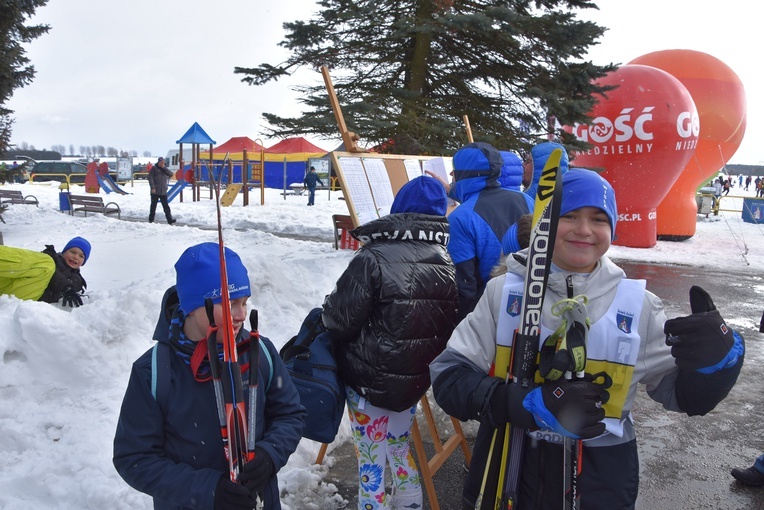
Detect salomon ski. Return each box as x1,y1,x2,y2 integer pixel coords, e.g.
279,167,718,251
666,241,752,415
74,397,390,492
475,147,563,509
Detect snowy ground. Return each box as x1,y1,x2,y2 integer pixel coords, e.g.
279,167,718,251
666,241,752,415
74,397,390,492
0,178,762,509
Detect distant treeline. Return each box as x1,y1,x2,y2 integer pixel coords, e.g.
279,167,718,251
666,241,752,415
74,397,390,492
2,149,62,161
726,164,764,176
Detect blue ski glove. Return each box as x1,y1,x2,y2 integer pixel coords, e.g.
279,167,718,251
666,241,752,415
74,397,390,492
61,286,83,308
664,286,743,373
213,476,257,510
523,378,606,439
238,447,275,493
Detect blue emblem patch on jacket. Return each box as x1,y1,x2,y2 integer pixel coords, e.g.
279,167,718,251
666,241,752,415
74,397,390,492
617,310,634,334
507,294,523,317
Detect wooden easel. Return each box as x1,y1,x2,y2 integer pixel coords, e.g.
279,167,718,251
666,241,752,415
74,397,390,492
314,394,471,510
321,65,365,154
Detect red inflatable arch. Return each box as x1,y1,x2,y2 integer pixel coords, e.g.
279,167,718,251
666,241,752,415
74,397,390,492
629,50,747,240
565,64,698,248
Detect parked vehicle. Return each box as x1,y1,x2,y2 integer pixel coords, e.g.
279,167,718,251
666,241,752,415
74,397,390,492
29,161,88,184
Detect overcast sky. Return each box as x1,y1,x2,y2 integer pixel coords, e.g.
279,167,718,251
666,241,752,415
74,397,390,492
7,0,761,164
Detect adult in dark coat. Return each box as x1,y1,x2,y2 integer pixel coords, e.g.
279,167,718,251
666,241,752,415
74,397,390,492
303,166,324,206
322,176,459,509
148,156,176,224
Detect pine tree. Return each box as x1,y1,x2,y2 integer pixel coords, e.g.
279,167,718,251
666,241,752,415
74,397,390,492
235,0,615,154
0,0,50,157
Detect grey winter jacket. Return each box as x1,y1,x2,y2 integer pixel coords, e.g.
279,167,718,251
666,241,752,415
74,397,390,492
148,163,174,195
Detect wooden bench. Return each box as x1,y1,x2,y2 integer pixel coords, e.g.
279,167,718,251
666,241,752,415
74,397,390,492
68,194,121,219
0,189,39,207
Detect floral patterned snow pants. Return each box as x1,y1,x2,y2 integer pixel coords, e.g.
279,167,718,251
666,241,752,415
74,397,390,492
346,386,423,510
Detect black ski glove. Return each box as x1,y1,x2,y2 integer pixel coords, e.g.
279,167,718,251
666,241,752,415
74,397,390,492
238,447,275,493
62,286,83,308
523,378,607,439
484,381,537,430
213,476,257,510
664,286,738,371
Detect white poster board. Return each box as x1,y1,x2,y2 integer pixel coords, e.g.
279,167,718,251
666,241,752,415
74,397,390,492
361,157,395,217
404,159,423,181
338,157,379,225
116,157,133,181
422,157,452,183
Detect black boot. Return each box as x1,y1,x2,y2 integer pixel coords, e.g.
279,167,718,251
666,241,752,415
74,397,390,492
731,466,764,487
168,218,177,225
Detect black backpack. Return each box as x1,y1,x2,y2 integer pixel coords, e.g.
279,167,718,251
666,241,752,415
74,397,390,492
280,308,345,444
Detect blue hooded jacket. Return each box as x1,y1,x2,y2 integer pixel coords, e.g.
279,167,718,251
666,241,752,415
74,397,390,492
447,143,534,320
498,151,523,191
113,287,305,510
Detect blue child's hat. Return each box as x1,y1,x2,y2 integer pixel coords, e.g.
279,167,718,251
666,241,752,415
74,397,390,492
390,175,447,216
174,242,251,315
561,169,618,240
63,236,91,265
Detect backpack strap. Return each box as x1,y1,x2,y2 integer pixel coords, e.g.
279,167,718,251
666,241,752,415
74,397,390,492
151,342,172,412
260,341,274,392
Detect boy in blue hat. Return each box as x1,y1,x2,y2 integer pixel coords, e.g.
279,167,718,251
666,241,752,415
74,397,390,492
0,236,90,307
430,169,743,509
114,242,305,510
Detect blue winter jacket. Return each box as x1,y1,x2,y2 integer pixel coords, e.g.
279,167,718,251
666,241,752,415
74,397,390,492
303,171,324,190
498,151,523,191
448,173,534,321
113,288,305,509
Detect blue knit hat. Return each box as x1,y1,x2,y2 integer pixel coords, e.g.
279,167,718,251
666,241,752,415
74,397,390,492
63,236,91,265
452,142,503,183
390,175,447,216
561,169,618,240
174,242,251,315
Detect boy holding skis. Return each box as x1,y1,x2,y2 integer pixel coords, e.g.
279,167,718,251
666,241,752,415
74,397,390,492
114,242,305,509
430,169,744,509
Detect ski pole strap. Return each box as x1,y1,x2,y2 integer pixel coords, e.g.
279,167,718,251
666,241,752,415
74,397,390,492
539,295,590,381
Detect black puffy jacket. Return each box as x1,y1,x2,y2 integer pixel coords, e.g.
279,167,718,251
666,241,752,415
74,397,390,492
322,212,459,412
38,245,87,303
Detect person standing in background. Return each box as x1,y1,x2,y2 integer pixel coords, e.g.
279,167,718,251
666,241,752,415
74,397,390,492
303,166,324,206
148,156,176,224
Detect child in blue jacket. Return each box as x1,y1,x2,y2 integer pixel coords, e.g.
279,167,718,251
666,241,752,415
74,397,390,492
113,243,305,509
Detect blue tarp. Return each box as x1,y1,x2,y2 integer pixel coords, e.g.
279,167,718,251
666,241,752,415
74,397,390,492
185,161,306,189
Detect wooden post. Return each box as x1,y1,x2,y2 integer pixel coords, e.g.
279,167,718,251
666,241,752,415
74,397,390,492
463,114,474,143
321,65,365,153
242,149,249,207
